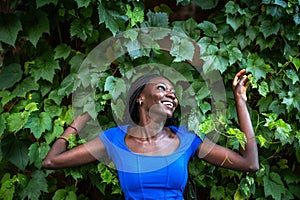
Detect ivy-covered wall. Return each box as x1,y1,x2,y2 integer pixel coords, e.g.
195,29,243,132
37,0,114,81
0,0,300,199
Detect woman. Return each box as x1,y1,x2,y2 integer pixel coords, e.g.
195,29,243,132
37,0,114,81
42,69,259,199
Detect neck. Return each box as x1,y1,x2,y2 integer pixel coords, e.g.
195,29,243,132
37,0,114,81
131,120,165,141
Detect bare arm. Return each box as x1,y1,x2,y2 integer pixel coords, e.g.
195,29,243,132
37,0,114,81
42,113,107,169
198,69,259,172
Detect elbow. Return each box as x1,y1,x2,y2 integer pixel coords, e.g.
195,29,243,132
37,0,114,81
247,162,259,172
42,158,57,170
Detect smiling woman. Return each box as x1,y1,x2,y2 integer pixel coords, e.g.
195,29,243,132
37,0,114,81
42,70,259,200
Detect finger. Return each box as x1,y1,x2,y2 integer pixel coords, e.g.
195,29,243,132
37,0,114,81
233,69,246,86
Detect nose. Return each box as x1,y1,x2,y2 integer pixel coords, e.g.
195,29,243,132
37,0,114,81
165,90,176,99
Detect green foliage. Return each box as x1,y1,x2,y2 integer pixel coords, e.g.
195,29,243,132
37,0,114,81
0,0,300,199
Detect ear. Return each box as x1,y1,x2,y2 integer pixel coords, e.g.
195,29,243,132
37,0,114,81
136,96,144,103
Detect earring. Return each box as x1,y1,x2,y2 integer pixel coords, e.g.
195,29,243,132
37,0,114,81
139,101,143,106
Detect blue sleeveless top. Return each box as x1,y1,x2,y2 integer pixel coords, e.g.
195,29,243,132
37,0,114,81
99,125,203,200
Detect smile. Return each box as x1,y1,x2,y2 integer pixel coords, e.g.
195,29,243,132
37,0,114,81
162,101,174,109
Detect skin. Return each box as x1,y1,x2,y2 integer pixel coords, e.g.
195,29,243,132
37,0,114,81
42,69,259,172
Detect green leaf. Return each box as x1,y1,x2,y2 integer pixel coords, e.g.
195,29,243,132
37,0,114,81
263,172,286,200
285,69,299,84
0,173,15,200
112,98,125,121
54,44,72,60
58,73,78,96
36,0,58,8
246,53,274,80
194,0,219,9
20,170,48,200
0,63,22,89
258,81,269,97
75,0,90,8
146,11,169,28
0,114,6,137
44,119,64,144
98,3,120,36
2,136,29,171
282,90,300,111
170,36,195,62
210,185,225,200
226,14,244,32
25,112,52,139
12,77,39,98
7,112,30,133
274,119,292,145
197,20,217,37
292,57,300,71
126,4,144,27
44,99,62,118
259,20,280,38
70,19,93,41
22,11,49,47
0,13,22,46
30,56,60,83
28,142,50,169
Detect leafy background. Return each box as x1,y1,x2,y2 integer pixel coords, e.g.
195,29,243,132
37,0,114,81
0,0,300,199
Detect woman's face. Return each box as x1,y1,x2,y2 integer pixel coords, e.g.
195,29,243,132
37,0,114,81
138,77,179,121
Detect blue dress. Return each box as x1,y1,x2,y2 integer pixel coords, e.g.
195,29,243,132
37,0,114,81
99,125,203,200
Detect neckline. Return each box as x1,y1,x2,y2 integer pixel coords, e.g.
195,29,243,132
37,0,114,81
121,125,182,157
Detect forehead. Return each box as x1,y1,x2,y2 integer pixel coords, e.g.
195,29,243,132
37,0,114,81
146,77,174,87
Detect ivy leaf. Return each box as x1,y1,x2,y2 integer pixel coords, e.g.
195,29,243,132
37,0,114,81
258,81,269,97
274,119,292,145
285,69,299,84
44,119,64,144
0,114,6,137
2,136,29,171
54,44,71,60
7,112,30,133
112,98,125,121
28,142,50,169
292,57,300,71
0,13,22,46
210,185,225,200
21,11,49,47
20,170,48,200
36,0,58,8
282,90,300,111
172,18,200,40
12,77,39,98
170,36,195,62
146,11,169,28
226,14,245,32
194,0,219,10
58,73,78,96
75,0,90,8
25,112,52,139
0,63,22,89
246,53,274,80
70,19,93,41
98,3,120,36
30,56,60,83
197,20,217,37
259,20,280,38
44,99,62,118
126,4,144,27
263,172,286,200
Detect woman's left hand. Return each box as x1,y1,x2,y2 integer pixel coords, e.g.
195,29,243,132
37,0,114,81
232,69,250,102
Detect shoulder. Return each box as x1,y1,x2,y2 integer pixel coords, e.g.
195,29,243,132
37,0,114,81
99,125,127,141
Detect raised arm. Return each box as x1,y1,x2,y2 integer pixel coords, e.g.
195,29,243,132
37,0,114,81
42,113,107,169
198,69,259,172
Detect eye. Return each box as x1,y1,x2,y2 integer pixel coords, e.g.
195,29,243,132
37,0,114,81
157,85,166,91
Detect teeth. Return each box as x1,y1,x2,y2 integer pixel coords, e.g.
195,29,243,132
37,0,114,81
162,102,173,107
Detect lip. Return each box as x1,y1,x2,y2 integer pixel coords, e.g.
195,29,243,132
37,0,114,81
161,101,174,109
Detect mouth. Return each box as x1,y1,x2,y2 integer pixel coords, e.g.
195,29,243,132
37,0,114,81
161,101,174,109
